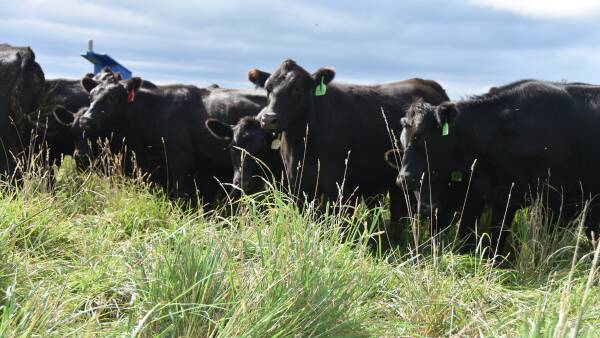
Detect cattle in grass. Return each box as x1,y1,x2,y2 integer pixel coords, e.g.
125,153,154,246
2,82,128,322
249,59,449,243
74,75,266,205
43,68,157,170
205,116,284,194
397,80,600,256
0,43,45,176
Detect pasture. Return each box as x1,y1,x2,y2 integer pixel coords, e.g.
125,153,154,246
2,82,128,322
1,154,599,337
4,1,600,336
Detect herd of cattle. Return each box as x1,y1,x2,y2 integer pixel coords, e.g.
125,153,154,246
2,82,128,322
3,43,600,255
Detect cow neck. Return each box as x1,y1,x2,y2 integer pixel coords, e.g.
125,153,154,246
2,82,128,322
277,95,319,184
452,105,490,179
122,90,149,124
280,118,309,163
280,95,315,156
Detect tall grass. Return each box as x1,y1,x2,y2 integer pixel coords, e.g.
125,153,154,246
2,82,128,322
0,152,599,337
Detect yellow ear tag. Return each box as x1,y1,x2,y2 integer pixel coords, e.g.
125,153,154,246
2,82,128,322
271,134,282,149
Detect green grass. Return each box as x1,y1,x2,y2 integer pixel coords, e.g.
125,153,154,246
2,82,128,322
1,158,599,337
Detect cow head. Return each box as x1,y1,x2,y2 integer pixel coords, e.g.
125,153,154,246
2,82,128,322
206,116,278,194
52,106,94,170
79,76,142,132
248,59,335,133
398,101,463,209
93,66,123,82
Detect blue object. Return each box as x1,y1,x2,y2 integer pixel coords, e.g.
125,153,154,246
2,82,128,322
81,40,132,79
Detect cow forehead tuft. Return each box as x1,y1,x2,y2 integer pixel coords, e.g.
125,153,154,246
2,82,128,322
91,83,121,96
248,68,260,80
282,59,297,69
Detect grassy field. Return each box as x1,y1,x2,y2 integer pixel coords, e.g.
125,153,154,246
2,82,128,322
1,158,599,337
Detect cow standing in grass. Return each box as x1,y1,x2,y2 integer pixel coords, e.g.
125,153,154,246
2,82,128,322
75,75,266,206
0,44,45,177
205,116,284,194
249,59,449,243
397,80,600,256
47,68,157,170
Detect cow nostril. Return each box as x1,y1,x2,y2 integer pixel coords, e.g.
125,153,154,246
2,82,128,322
398,170,419,188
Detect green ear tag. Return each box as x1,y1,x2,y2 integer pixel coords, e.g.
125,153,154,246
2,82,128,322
442,121,449,136
450,171,463,183
315,76,327,96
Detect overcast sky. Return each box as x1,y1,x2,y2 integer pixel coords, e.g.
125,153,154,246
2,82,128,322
2,0,600,99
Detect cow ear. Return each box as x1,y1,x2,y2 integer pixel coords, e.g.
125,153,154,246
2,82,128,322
205,119,234,141
53,106,75,126
248,69,270,88
126,77,142,92
312,67,335,86
384,149,402,170
434,102,459,127
81,77,98,93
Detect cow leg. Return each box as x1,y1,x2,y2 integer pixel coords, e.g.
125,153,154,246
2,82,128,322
584,202,600,248
202,177,220,210
456,194,485,253
168,173,197,207
489,202,518,261
388,185,408,247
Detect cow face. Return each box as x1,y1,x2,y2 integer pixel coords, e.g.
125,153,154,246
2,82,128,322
399,101,461,209
52,106,93,170
79,76,142,132
248,59,335,133
206,117,276,193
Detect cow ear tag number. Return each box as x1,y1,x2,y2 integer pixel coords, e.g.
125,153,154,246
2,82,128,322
315,76,327,96
450,171,462,182
442,121,449,136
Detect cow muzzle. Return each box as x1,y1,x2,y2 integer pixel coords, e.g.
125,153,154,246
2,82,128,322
397,168,421,191
78,115,94,131
260,112,279,132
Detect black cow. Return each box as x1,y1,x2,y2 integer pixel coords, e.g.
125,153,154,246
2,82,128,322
398,80,600,256
0,43,45,176
75,75,266,205
30,67,131,169
30,78,90,167
249,59,449,243
205,116,284,194
46,68,158,170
